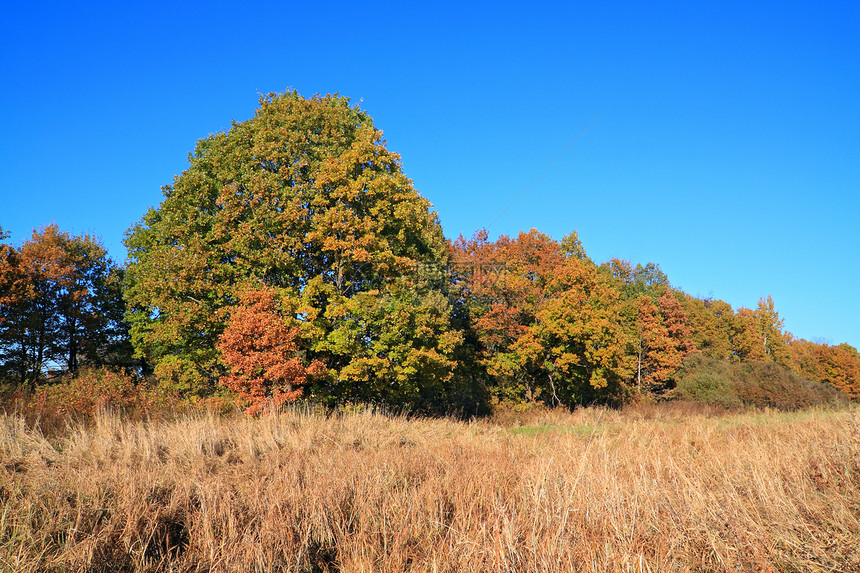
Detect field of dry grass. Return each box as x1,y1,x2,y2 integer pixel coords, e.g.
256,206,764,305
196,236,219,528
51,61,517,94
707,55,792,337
1,404,859,572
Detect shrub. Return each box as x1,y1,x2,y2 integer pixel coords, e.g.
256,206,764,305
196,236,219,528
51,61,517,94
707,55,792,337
31,367,166,420
675,371,743,409
674,355,848,411
734,361,847,411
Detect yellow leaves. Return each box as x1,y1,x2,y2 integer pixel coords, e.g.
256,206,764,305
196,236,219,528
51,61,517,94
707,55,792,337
589,372,609,389
454,228,632,404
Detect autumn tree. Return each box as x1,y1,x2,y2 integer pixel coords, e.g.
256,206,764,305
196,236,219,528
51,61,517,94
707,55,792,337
217,285,324,414
678,295,735,360
816,343,860,400
783,337,860,401
0,227,24,383
634,291,695,395
659,292,695,353
560,230,589,261
753,295,788,364
636,296,672,393
600,259,669,301
452,229,633,406
732,308,766,362
520,256,634,405
124,92,471,411
730,296,787,364
0,226,67,386
0,225,130,388
785,335,825,381
451,229,566,402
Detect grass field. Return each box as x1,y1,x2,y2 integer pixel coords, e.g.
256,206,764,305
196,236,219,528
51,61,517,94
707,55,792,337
2,404,859,572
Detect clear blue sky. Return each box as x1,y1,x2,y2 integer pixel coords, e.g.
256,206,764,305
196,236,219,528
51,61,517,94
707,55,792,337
2,1,858,349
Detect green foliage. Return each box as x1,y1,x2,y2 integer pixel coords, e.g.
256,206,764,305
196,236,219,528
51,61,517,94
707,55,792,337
522,256,635,406
674,356,742,409
560,230,589,261
678,295,735,361
452,230,634,407
753,296,789,363
301,275,466,410
675,354,847,411
733,361,843,410
9,94,860,416
600,259,669,301
123,92,471,413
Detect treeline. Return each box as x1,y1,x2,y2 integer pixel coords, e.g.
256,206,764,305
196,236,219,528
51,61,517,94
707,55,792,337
1,92,858,414
449,229,856,410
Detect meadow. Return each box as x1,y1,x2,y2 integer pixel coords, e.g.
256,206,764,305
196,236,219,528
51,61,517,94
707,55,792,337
1,403,859,572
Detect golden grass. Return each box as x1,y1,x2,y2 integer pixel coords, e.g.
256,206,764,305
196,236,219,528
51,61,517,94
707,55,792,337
1,404,859,572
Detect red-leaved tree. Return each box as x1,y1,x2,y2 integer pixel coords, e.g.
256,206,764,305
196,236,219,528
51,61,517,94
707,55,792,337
217,285,324,414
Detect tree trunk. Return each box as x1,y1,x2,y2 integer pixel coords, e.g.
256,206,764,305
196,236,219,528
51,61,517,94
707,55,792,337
67,318,78,373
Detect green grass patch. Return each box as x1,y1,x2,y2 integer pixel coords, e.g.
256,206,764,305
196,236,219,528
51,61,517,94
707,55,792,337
507,422,604,438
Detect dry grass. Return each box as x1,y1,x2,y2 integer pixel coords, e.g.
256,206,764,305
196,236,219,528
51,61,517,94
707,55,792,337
1,404,859,572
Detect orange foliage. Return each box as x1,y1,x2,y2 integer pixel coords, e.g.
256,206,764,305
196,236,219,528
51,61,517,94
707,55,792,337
217,286,324,414
816,343,860,401
635,292,695,395
452,229,633,404
30,367,163,420
0,225,127,387
659,292,695,355
785,336,825,381
782,337,860,401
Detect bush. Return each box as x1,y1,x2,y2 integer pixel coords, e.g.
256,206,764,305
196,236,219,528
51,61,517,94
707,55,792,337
675,372,743,409
31,367,167,420
674,355,848,411
734,361,847,411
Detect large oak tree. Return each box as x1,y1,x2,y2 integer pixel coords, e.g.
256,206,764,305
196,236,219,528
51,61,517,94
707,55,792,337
124,92,469,409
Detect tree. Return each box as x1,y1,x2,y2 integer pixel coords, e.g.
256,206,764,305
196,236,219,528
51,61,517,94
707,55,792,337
521,256,634,405
753,295,788,364
817,343,860,400
634,292,695,395
0,225,130,388
731,296,787,364
0,227,26,383
678,295,734,360
732,308,766,362
217,285,324,414
785,335,825,381
451,229,565,402
452,229,633,406
636,295,672,394
600,259,669,301
124,92,467,410
659,291,695,368
560,230,589,261
782,337,860,401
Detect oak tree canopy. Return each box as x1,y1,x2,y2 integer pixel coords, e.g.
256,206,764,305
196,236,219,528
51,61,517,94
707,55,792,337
124,92,468,409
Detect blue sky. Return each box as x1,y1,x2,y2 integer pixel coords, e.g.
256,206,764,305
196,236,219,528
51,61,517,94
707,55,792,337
2,1,858,348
